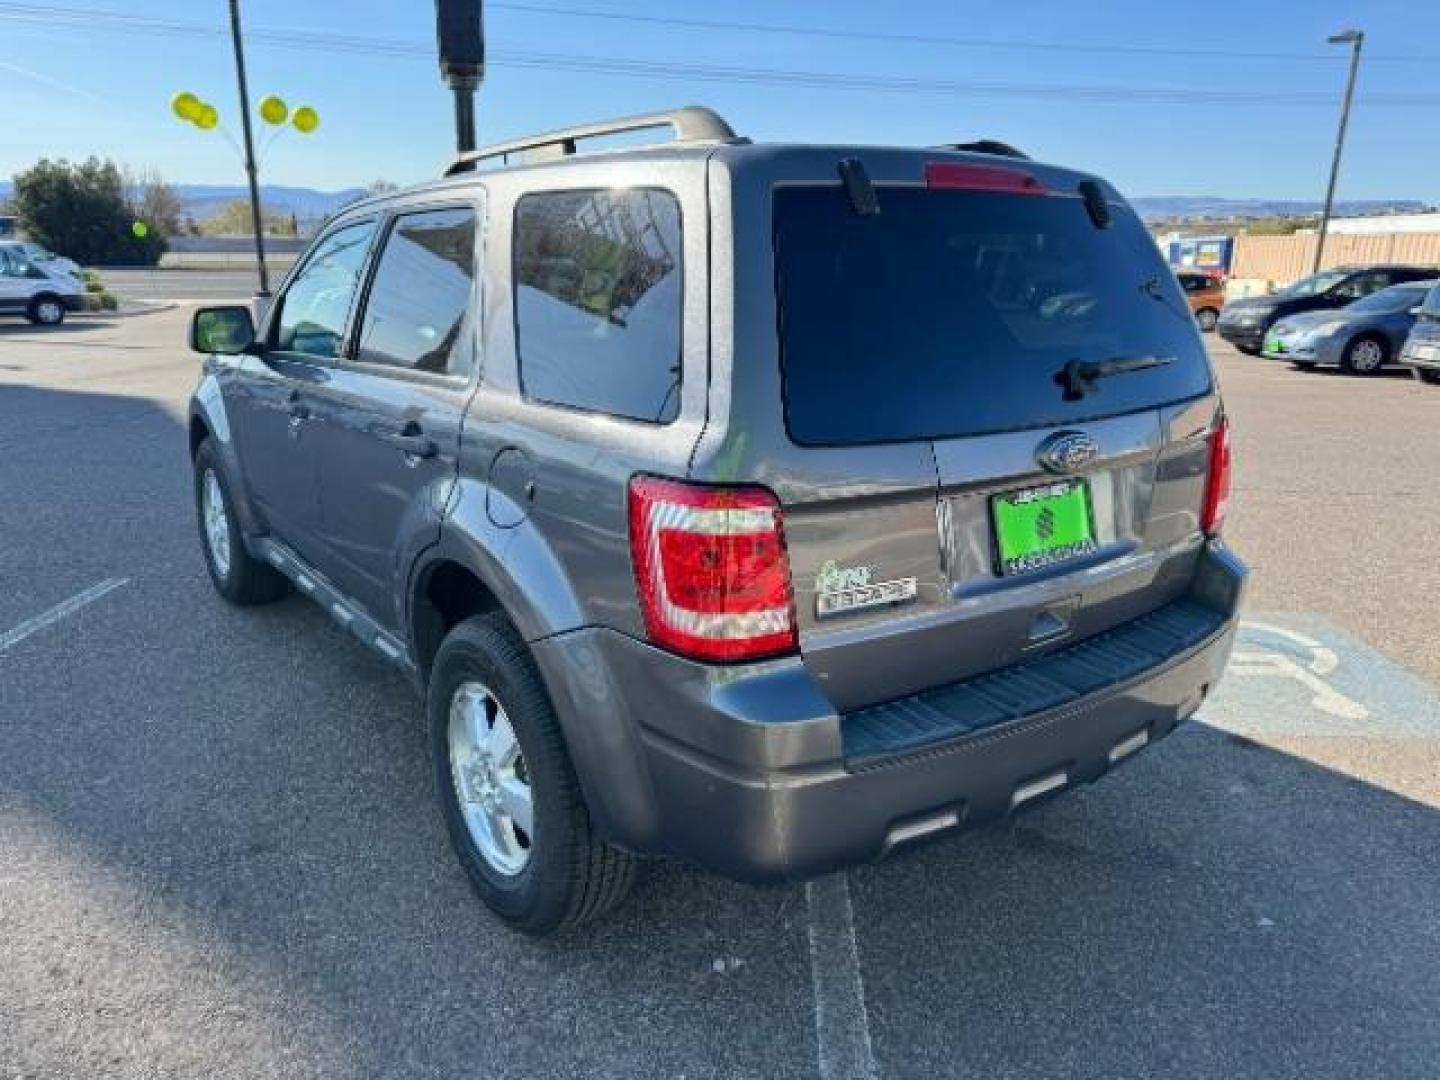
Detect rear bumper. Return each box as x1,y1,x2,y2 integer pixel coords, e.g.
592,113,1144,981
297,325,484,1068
533,544,1247,884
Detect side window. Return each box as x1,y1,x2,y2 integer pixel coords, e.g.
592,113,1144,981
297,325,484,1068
355,208,477,376
1334,272,1385,300
273,220,377,359
513,188,682,424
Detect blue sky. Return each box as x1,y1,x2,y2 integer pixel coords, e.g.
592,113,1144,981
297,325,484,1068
2,0,1437,201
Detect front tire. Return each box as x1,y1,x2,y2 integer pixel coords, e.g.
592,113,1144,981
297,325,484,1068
26,295,66,326
429,613,635,935
1341,334,1388,375
193,439,289,605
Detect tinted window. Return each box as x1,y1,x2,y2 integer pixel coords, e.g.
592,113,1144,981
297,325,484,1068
274,220,377,359
1344,284,1431,313
774,186,1213,445
1333,271,1388,301
1276,269,1350,298
514,189,682,423
356,208,477,375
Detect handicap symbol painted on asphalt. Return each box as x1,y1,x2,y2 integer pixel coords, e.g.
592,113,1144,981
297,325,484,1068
1201,613,1440,738
1229,621,1369,721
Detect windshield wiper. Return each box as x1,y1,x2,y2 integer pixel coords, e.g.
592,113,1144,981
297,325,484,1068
1055,355,1173,400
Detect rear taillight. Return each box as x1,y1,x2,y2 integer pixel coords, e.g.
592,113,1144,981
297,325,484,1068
1202,415,1232,537
627,476,797,663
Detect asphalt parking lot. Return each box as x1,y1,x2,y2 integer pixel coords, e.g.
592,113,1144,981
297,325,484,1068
2,308,1438,1079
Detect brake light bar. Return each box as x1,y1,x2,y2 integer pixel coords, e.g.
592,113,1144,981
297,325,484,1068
1201,415,1232,537
925,162,1047,195
628,476,798,663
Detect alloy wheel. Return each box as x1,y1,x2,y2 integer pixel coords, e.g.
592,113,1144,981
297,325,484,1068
201,469,232,577
448,681,533,876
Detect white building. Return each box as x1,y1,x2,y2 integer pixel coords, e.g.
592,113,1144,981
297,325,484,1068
1328,212,1440,235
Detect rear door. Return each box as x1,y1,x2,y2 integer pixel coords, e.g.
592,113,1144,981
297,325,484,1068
306,203,480,630
769,164,1218,711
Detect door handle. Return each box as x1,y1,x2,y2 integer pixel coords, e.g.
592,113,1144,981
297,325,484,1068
379,426,438,459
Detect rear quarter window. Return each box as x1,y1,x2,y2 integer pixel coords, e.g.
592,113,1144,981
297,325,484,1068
513,188,683,424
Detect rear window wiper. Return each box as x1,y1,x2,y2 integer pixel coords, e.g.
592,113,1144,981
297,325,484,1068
1055,355,1173,400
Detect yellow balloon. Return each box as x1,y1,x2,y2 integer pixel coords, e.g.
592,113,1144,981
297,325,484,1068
171,91,201,122
258,95,288,125
292,106,319,134
194,103,219,131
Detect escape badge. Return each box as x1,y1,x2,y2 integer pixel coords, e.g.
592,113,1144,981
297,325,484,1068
814,559,918,619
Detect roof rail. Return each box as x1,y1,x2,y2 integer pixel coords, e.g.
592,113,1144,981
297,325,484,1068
936,140,1031,161
443,106,739,177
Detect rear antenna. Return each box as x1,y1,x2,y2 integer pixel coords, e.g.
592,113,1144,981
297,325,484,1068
837,158,880,217
1078,180,1112,229
436,0,485,154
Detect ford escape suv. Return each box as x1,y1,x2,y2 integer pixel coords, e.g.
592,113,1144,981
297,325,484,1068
186,107,1246,934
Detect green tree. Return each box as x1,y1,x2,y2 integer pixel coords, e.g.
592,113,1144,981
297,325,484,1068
11,157,167,265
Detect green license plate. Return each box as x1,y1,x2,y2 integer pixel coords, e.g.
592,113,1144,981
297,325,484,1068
991,479,1098,576
1265,336,1285,353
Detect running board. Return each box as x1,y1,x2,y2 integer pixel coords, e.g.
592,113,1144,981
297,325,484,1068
251,538,415,676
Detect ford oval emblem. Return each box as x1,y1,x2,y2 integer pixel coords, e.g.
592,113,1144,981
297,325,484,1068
1037,431,1099,474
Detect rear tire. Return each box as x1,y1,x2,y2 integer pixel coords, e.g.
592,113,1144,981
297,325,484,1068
1341,334,1388,375
429,613,636,935
1235,344,1261,356
1413,368,1440,386
193,439,289,605
26,295,66,326
1195,307,1219,332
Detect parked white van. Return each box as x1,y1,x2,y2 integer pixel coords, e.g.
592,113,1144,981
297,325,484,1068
0,242,87,326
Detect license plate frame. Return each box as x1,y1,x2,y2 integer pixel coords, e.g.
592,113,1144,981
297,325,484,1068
990,478,1099,577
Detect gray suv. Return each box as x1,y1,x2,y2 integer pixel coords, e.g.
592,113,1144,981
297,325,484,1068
187,107,1246,934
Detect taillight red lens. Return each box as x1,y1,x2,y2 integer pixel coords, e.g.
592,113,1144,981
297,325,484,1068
924,162,1047,195
628,476,797,663
1202,415,1232,537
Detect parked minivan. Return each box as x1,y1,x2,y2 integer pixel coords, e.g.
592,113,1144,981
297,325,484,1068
0,241,86,325
186,108,1245,933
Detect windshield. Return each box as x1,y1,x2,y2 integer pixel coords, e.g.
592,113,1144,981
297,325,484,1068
1275,269,1350,298
773,185,1212,445
1344,284,1433,313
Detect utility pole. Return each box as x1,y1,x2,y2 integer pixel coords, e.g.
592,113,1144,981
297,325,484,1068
436,0,485,155
1314,29,1364,275
227,0,270,298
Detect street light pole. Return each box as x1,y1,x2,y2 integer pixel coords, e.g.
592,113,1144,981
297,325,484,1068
1314,29,1364,275
228,0,270,298
436,0,485,155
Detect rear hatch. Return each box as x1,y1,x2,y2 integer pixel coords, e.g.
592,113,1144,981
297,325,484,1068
769,160,1219,712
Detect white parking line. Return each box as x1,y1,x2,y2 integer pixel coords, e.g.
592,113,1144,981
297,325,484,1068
0,578,129,654
806,874,878,1080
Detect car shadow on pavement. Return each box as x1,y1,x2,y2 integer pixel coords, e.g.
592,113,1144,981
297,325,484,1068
2,381,1438,1079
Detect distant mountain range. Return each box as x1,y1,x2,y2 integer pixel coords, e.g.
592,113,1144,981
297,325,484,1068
1,180,1429,228
1129,196,1430,221
0,181,367,225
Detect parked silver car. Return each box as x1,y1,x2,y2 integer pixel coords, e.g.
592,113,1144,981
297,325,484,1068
1261,280,1439,374
186,107,1245,933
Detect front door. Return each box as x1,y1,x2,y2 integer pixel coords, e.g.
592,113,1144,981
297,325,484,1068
226,218,379,566
307,205,480,629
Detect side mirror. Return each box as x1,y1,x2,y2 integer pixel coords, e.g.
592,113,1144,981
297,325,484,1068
190,305,256,355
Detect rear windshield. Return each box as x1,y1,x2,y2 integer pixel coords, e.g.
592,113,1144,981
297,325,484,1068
774,185,1213,445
